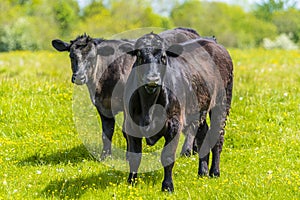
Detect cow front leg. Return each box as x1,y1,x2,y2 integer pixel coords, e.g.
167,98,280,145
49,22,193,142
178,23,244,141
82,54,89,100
161,118,181,192
127,135,142,185
99,113,115,160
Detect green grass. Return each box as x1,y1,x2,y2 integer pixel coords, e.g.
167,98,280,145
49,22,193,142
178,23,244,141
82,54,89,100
0,49,299,199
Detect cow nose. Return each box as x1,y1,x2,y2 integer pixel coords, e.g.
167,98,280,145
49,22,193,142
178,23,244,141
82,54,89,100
71,74,76,83
146,76,160,86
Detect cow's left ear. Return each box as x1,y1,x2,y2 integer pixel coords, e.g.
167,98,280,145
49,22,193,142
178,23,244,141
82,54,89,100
166,44,183,57
98,46,115,56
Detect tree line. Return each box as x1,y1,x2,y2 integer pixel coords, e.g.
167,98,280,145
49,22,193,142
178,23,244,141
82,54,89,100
0,0,299,51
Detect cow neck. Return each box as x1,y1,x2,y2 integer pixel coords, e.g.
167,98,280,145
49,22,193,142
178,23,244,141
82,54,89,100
138,87,161,125
86,81,96,105
85,55,100,105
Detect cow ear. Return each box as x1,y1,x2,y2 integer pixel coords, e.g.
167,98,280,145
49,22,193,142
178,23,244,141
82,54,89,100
98,46,115,56
119,43,136,56
52,39,70,52
166,44,183,57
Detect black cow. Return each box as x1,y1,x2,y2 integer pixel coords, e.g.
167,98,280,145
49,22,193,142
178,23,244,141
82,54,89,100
120,33,233,192
52,35,135,160
51,28,200,160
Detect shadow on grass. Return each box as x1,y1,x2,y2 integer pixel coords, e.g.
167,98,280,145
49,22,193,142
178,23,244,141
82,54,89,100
41,170,125,199
41,170,162,199
18,144,95,166
19,144,163,198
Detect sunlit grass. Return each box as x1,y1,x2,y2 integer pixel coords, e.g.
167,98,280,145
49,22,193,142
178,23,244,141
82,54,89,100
0,49,299,199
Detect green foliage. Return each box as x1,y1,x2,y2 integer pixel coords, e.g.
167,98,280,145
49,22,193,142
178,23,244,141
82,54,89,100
76,0,173,38
0,49,299,199
253,0,297,21
272,8,300,43
0,0,299,50
82,0,106,18
253,0,285,21
53,1,80,37
0,1,24,25
0,0,61,51
171,1,277,48
252,0,300,45
0,17,39,51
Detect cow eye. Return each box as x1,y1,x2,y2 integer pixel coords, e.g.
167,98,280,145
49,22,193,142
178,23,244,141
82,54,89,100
137,57,143,65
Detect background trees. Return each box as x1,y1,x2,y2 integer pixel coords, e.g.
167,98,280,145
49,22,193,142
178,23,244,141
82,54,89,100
0,0,299,51
170,1,277,48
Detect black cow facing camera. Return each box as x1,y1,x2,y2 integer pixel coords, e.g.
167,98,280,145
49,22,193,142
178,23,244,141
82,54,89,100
120,32,233,192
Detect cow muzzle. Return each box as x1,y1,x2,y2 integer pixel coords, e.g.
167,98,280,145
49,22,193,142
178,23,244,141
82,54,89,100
144,76,160,94
72,74,87,85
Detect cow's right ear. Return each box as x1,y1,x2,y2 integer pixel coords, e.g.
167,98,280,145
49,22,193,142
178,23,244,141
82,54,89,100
51,39,70,52
119,43,136,56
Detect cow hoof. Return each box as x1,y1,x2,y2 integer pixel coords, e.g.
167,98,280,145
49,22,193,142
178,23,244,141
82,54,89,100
180,149,192,157
198,171,209,177
198,161,209,177
209,169,220,177
162,181,174,192
127,173,138,185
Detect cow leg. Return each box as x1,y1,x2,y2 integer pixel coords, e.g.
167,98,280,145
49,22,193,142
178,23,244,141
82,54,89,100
180,125,196,157
122,131,129,160
192,137,198,155
127,135,142,185
195,121,210,176
198,105,226,178
161,118,181,192
209,83,230,176
99,113,115,160
209,127,225,177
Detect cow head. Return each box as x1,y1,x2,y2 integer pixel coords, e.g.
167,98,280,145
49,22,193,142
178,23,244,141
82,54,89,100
120,33,163,94
51,34,114,85
119,32,185,94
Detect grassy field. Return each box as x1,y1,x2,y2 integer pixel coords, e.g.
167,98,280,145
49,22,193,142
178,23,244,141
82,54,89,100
0,49,299,199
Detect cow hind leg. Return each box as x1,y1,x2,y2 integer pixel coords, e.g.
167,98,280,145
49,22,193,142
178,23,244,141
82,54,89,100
100,114,115,160
122,131,129,161
198,153,210,177
195,121,209,176
206,105,226,177
209,129,224,177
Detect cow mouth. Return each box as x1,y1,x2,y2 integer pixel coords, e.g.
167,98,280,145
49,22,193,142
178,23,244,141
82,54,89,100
144,83,159,94
72,75,87,85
